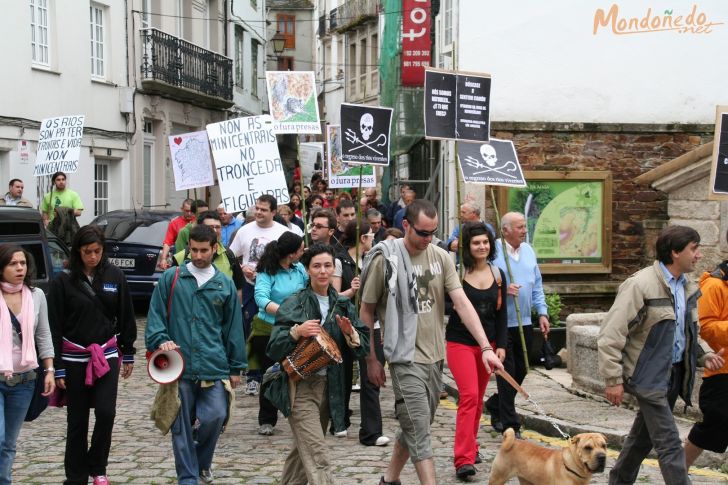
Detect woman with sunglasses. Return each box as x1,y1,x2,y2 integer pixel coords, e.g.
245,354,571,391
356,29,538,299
265,244,369,484
0,244,55,485
445,222,507,480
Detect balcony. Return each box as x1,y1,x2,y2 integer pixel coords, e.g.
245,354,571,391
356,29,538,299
334,0,380,33
318,15,326,37
140,28,234,109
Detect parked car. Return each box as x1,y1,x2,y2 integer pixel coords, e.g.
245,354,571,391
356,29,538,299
0,206,69,293
90,209,178,301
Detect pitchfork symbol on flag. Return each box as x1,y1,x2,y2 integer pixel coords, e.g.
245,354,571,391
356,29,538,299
457,139,527,188
340,103,392,166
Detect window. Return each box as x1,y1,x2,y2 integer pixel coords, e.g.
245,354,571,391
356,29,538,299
251,40,259,96
90,4,105,78
234,25,244,87
30,0,50,66
143,121,154,208
94,161,109,216
277,56,294,71
443,0,453,46
276,14,295,49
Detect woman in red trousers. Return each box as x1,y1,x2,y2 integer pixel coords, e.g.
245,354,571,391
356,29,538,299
445,222,507,480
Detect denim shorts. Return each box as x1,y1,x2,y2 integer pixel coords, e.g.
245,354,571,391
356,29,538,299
389,361,442,463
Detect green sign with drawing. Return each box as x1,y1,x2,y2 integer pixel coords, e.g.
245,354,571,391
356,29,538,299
506,175,610,270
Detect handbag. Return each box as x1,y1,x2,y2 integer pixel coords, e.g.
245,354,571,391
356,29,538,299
540,336,562,370
8,310,49,421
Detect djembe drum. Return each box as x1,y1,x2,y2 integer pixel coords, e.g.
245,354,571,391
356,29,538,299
282,327,343,381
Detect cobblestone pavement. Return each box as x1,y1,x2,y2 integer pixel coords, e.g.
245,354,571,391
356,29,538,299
11,318,728,484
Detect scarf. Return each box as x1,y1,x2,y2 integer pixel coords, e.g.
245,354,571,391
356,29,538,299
0,282,37,377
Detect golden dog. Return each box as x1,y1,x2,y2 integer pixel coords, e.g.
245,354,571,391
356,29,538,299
488,429,607,485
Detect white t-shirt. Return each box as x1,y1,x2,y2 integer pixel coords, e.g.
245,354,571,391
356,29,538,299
186,262,216,287
229,221,291,283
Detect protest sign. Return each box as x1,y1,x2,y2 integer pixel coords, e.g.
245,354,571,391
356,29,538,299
206,115,289,212
709,107,728,200
298,142,324,185
340,103,392,165
265,71,321,134
327,125,375,188
168,131,215,191
457,139,526,187
424,68,491,142
34,114,85,176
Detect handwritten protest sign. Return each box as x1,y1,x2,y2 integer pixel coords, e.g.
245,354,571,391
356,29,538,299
168,131,215,191
206,115,289,212
327,125,375,188
34,115,85,176
265,71,321,134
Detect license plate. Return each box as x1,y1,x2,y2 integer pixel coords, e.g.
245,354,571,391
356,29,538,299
109,257,135,269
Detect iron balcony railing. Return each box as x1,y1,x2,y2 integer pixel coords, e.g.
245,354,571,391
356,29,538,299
140,28,233,104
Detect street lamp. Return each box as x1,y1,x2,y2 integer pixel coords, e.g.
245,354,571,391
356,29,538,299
271,30,286,57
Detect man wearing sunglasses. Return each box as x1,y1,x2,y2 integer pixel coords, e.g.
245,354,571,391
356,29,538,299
360,199,503,485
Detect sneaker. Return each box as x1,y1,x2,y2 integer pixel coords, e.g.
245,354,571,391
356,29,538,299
455,464,476,480
245,380,260,396
374,436,390,446
334,429,348,438
474,452,483,464
92,476,110,485
200,468,214,484
378,476,402,485
258,424,274,436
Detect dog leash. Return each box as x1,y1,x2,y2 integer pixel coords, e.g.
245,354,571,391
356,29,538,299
494,369,571,440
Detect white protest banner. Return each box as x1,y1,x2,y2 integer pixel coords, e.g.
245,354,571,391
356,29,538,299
265,71,321,134
34,115,85,176
206,115,289,213
168,131,215,191
327,125,375,188
299,142,324,185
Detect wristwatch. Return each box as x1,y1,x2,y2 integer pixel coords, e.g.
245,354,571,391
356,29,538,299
44,367,55,373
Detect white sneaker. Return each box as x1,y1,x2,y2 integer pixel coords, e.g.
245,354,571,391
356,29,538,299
245,380,260,396
200,468,214,484
334,430,348,438
374,436,390,446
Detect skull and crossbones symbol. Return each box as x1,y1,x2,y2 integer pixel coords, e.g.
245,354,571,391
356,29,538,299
463,143,518,179
345,113,387,156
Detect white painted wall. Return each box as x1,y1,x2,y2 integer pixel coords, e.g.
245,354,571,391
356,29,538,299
0,0,130,224
231,0,267,115
458,0,728,124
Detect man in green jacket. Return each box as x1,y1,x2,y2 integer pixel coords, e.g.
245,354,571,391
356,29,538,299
146,225,246,485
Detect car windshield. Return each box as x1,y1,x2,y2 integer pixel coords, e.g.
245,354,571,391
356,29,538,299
97,218,169,245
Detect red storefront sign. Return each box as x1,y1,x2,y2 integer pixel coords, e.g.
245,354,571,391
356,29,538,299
401,0,431,86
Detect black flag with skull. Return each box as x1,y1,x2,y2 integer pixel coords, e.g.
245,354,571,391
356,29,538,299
340,103,393,166
457,139,527,188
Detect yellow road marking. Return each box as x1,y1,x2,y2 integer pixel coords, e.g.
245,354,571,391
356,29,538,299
439,396,728,481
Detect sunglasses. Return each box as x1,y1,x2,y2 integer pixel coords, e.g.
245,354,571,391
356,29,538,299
406,219,437,238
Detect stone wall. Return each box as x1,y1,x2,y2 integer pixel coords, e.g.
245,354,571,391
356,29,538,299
486,122,714,312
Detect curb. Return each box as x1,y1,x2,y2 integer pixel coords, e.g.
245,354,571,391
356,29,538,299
442,381,626,448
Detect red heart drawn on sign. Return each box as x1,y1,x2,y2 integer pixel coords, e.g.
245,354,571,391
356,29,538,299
173,137,183,145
